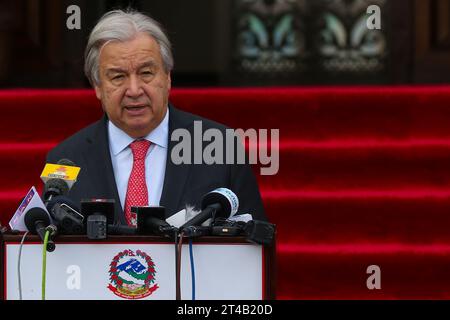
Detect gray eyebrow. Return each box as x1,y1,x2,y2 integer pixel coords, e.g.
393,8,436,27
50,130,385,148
105,68,126,75
137,61,158,69
105,61,157,76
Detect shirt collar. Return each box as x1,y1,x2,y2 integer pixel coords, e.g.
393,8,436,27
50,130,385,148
108,108,169,156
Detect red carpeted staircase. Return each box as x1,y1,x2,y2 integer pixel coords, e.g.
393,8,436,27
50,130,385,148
1,86,450,299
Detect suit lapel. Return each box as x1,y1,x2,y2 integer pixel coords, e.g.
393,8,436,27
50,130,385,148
160,106,192,217
83,115,125,224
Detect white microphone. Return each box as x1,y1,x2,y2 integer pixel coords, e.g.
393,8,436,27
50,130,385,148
180,188,239,230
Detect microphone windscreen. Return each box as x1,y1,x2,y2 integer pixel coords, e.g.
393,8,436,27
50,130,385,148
43,178,70,199
201,188,239,218
24,207,50,233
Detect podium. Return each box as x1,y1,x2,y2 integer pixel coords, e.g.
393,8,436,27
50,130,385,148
0,233,275,300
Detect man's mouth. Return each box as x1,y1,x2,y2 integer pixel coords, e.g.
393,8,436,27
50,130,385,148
125,105,147,110
124,105,148,115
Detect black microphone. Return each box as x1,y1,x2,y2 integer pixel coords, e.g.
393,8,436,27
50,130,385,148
43,159,78,205
24,207,57,252
182,225,211,237
46,196,84,235
43,179,69,204
144,216,176,235
180,188,239,230
81,199,115,236
135,206,177,236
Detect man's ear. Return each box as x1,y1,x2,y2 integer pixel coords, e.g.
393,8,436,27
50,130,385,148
94,85,102,100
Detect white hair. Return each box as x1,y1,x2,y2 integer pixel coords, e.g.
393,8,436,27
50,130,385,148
84,9,174,86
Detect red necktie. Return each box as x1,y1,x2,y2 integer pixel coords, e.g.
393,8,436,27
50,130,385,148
124,139,151,226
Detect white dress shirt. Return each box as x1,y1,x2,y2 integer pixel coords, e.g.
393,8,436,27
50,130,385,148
108,109,169,210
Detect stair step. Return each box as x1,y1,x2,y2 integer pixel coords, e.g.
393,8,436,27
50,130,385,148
171,87,450,140
0,143,53,191
266,193,450,243
276,243,450,299
0,90,101,142
256,140,450,189
4,140,450,190
3,87,450,141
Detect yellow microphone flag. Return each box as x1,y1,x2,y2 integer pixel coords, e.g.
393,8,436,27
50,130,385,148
40,163,81,189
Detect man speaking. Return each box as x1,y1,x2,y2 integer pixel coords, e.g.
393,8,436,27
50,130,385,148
46,9,266,226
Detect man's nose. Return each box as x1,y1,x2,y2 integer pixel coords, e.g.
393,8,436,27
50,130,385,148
125,75,144,98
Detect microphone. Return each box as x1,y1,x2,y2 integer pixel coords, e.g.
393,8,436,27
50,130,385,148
41,159,80,204
81,199,115,239
180,188,239,230
182,226,211,237
86,222,138,238
135,206,177,236
43,179,69,203
81,199,138,237
86,214,107,239
24,207,57,252
46,196,84,235
143,216,176,235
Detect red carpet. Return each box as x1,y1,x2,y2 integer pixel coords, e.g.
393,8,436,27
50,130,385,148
2,86,450,299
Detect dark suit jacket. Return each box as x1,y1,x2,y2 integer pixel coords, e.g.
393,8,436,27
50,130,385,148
46,105,267,224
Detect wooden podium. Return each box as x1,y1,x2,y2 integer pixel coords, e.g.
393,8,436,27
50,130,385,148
0,233,275,300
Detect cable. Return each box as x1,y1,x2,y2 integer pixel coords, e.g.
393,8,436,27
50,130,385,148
174,229,179,300
176,231,184,300
42,230,50,300
17,231,29,300
189,239,195,300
